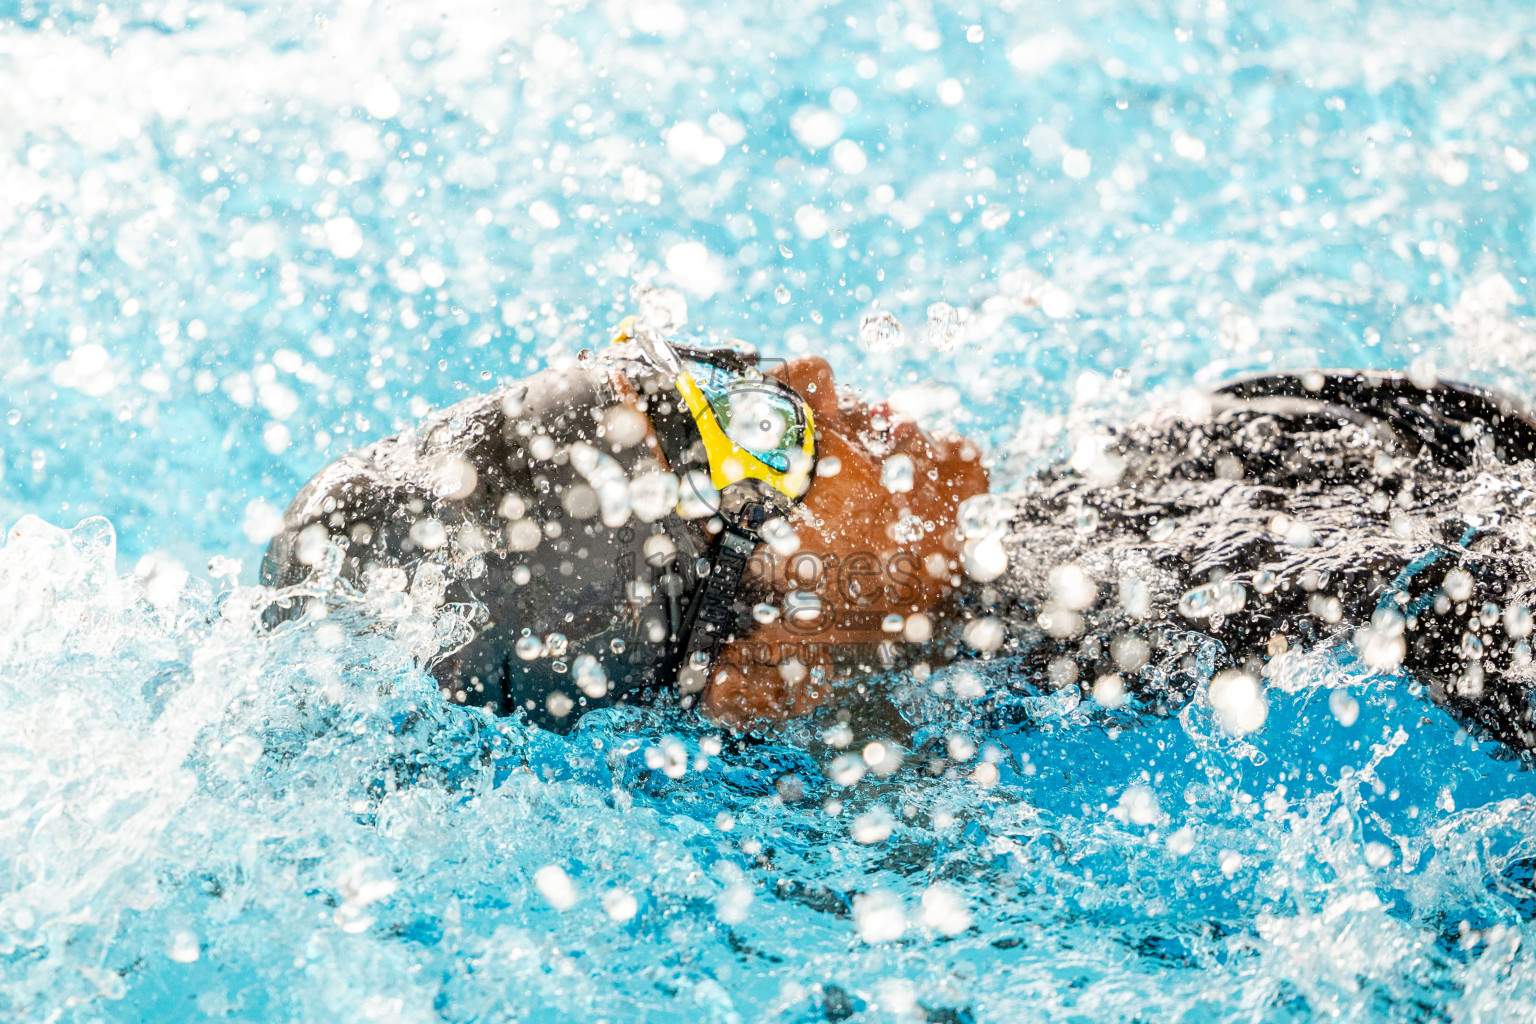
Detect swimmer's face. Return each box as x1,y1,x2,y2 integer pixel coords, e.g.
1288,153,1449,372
702,355,989,726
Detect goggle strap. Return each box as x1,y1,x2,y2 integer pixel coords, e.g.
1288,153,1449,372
671,344,758,373
644,383,708,474
674,525,758,699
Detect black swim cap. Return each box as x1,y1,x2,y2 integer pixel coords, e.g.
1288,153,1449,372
260,342,765,730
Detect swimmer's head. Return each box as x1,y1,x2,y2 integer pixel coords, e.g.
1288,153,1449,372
267,317,991,733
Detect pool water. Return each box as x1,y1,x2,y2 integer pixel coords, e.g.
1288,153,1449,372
5,0,1536,1020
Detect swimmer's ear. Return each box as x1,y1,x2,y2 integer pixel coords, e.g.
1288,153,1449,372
771,356,840,424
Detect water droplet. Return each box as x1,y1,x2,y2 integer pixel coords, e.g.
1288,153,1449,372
881,453,914,493
5,409,19,426
854,888,906,942
408,517,447,550
893,513,925,543
1444,569,1474,602
634,285,688,329
1409,356,1438,390
761,517,800,556
1118,580,1151,619
779,244,794,258
828,755,867,787
574,654,608,698
601,888,638,922
774,284,791,304
1178,580,1247,619
534,864,577,910
1093,674,1126,708
207,555,242,582
1049,563,1096,610
1329,688,1360,726
785,590,822,624
852,806,895,845
168,930,200,963
631,473,680,524
858,310,903,352
957,494,1012,541
1355,608,1406,669
963,616,1004,652
925,302,962,351
1116,784,1160,826
1208,670,1268,735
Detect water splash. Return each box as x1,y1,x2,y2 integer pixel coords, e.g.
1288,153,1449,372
7,0,1536,1019
1,513,1535,1021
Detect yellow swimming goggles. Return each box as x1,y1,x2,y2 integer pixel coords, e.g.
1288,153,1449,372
612,317,817,516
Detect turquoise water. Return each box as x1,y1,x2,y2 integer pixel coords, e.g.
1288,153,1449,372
4,0,1536,1020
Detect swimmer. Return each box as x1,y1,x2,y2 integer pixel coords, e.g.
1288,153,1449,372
261,318,986,731
262,323,1536,756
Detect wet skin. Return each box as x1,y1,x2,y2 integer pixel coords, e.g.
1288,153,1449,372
698,356,990,728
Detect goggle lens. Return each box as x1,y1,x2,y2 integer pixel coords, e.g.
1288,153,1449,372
686,361,812,476
610,318,818,507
